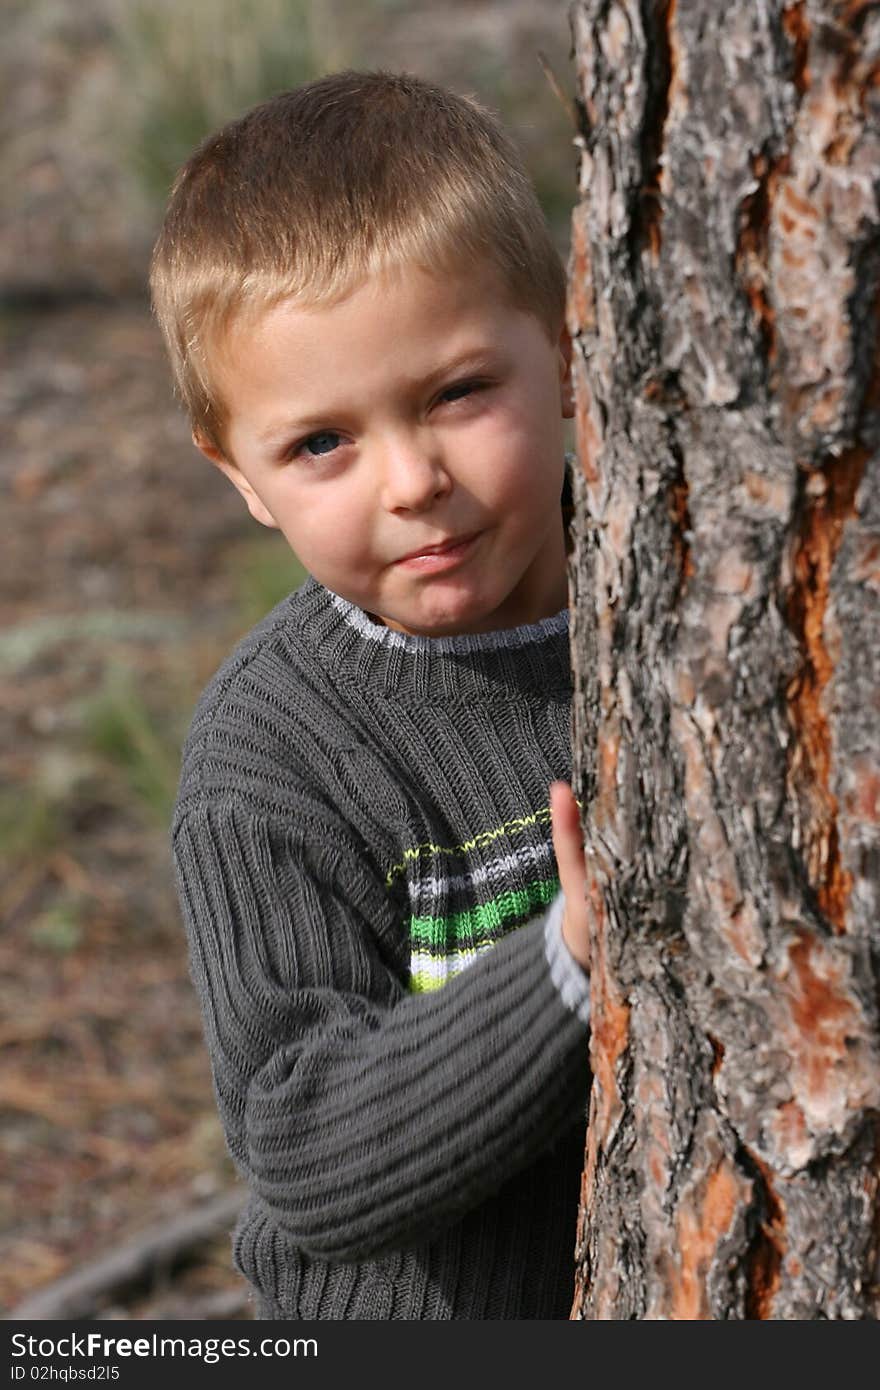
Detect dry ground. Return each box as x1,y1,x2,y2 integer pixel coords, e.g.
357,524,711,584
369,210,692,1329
0,302,278,1318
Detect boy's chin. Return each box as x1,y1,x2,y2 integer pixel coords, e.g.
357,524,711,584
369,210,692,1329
366,607,472,639
369,602,505,639
366,610,436,638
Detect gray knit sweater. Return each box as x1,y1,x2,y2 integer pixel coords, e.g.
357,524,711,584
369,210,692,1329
171,575,591,1320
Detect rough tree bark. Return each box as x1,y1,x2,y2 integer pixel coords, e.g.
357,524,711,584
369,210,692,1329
566,0,880,1318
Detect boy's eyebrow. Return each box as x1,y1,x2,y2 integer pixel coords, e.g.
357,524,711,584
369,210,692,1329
259,418,326,451
256,349,503,450
419,347,501,386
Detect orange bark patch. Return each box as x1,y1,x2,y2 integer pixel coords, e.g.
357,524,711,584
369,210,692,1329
781,181,819,223
782,3,811,94
583,861,630,1159
567,198,603,490
589,877,630,1143
845,760,880,823
786,929,863,1102
766,931,879,1165
596,725,620,822
649,1148,667,1189
571,352,602,487
743,1151,786,1319
568,202,596,337
786,447,865,929
671,1160,742,1319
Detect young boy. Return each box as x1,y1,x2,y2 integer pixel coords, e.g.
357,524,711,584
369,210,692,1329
153,69,591,1321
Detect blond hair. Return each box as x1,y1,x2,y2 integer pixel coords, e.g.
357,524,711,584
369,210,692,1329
149,70,566,449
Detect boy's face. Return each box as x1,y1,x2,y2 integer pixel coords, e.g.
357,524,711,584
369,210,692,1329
198,261,574,637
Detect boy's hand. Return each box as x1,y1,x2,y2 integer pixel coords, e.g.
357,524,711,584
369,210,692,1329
549,780,590,974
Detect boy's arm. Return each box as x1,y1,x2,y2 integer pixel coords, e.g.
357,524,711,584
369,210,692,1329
173,800,590,1265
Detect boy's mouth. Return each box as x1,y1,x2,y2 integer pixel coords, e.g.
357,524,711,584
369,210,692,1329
394,532,481,569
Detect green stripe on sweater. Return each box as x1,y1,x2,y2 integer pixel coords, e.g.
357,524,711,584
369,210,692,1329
409,875,560,951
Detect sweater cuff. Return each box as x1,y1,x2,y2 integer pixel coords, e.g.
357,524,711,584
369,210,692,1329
543,893,591,1028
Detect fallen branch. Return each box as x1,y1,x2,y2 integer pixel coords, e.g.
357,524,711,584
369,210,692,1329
5,1189,246,1321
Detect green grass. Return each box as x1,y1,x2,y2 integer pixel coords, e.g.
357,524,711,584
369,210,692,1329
0,785,64,868
111,0,334,207
231,534,308,629
28,895,84,953
73,535,305,829
81,669,185,828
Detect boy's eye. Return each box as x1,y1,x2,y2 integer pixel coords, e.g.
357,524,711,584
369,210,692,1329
439,380,482,405
298,430,342,458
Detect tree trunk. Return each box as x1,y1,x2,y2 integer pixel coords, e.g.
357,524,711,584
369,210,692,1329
566,0,880,1319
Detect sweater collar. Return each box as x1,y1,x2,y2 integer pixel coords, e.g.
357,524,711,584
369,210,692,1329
290,574,572,703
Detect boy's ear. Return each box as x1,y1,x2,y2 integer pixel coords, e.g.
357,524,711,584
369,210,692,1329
558,325,575,420
192,431,279,530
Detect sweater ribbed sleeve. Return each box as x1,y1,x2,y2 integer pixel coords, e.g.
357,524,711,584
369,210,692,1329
173,799,589,1264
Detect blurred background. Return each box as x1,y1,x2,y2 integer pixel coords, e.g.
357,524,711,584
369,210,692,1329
1,0,577,1319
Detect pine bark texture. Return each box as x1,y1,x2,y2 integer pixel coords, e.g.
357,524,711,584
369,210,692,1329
566,0,880,1318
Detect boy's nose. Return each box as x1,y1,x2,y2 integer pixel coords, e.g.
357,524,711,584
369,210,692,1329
378,436,453,513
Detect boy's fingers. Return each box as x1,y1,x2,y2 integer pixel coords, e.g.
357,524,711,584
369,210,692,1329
550,781,591,971
549,780,587,894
